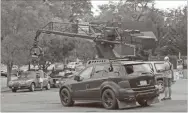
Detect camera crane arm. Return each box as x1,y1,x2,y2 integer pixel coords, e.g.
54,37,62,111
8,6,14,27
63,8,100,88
30,21,140,70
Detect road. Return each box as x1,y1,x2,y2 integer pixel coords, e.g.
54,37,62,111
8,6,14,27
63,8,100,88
1,80,187,112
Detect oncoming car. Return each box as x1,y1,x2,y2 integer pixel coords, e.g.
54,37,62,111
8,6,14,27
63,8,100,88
8,70,51,92
59,60,159,109
145,61,174,93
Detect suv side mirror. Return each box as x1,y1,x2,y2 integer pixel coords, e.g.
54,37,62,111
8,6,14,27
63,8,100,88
74,76,80,81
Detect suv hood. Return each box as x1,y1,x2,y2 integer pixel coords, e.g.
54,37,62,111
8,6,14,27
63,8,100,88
12,78,34,82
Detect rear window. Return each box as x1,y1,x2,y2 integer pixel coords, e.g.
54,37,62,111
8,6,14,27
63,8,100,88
124,63,152,74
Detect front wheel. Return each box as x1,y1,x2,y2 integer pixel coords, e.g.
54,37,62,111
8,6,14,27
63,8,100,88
59,88,74,107
137,99,151,107
101,89,118,109
29,83,35,92
12,89,17,92
46,82,51,90
157,80,165,93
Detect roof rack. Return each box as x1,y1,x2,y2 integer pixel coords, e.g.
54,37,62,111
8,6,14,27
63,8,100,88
86,56,142,66
86,59,109,66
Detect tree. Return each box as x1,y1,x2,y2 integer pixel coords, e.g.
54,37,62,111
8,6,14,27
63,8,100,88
96,1,187,56
156,6,187,55
43,0,93,22
71,39,96,62
1,0,41,85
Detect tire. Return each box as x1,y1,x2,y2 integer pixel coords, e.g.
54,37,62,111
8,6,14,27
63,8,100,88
29,83,35,92
46,82,51,90
101,89,118,109
137,99,150,107
1,73,7,77
59,88,74,107
157,80,165,93
12,89,17,92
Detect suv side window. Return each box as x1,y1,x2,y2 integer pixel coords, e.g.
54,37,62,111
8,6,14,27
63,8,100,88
103,65,121,76
92,65,106,78
79,66,93,80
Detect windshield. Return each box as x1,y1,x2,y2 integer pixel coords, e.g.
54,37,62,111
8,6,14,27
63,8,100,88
124,63,152,74
154,63,165,72
18,71,36,78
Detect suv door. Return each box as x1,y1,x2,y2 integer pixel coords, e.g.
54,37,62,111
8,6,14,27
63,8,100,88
88,64,122,99
72,66,94,99
87,64,108,99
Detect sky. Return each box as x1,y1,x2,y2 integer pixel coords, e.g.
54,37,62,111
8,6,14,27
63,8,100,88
91,0,187,16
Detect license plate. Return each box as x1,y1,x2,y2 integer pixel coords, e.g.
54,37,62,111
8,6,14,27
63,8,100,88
140,80,147,86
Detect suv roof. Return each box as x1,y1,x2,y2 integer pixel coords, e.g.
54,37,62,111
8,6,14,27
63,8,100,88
145,61,164,63
86,59,143,67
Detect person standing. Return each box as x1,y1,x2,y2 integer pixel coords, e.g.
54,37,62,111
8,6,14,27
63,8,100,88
36,71,43,91
161,56,174,100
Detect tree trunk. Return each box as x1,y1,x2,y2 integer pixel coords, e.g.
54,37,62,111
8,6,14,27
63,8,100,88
6,62,13,87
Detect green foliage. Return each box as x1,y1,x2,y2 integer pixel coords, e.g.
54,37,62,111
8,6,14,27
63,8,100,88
2,0,93,66
1,0,93,85
96,1,187,56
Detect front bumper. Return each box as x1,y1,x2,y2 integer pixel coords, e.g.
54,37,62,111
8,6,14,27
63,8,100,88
9,83,30,89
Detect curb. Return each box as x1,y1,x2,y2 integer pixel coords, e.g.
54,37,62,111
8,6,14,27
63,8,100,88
1,87,11,92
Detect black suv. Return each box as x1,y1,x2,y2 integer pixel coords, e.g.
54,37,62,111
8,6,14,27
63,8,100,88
59,61,159,109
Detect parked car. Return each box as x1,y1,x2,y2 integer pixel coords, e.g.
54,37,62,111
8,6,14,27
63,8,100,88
1,64,19,77
12,65,19,76
49,69,75,88
67,62,83,70
59,61,159,109
20,65,29,72
1,64,7,77
55,63,64,70
8,70,51,92
144,61,175,93
47,64,55,71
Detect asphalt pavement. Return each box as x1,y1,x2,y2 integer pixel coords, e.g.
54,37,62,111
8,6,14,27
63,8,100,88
1,79,187,112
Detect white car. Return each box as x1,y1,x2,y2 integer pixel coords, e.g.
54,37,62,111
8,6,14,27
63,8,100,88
67,62,83,69
20,65,29,72
1,64,7,77
47,64,55,71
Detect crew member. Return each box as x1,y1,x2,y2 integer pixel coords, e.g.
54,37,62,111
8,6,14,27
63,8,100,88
161,56,173,100
36,71,43,90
